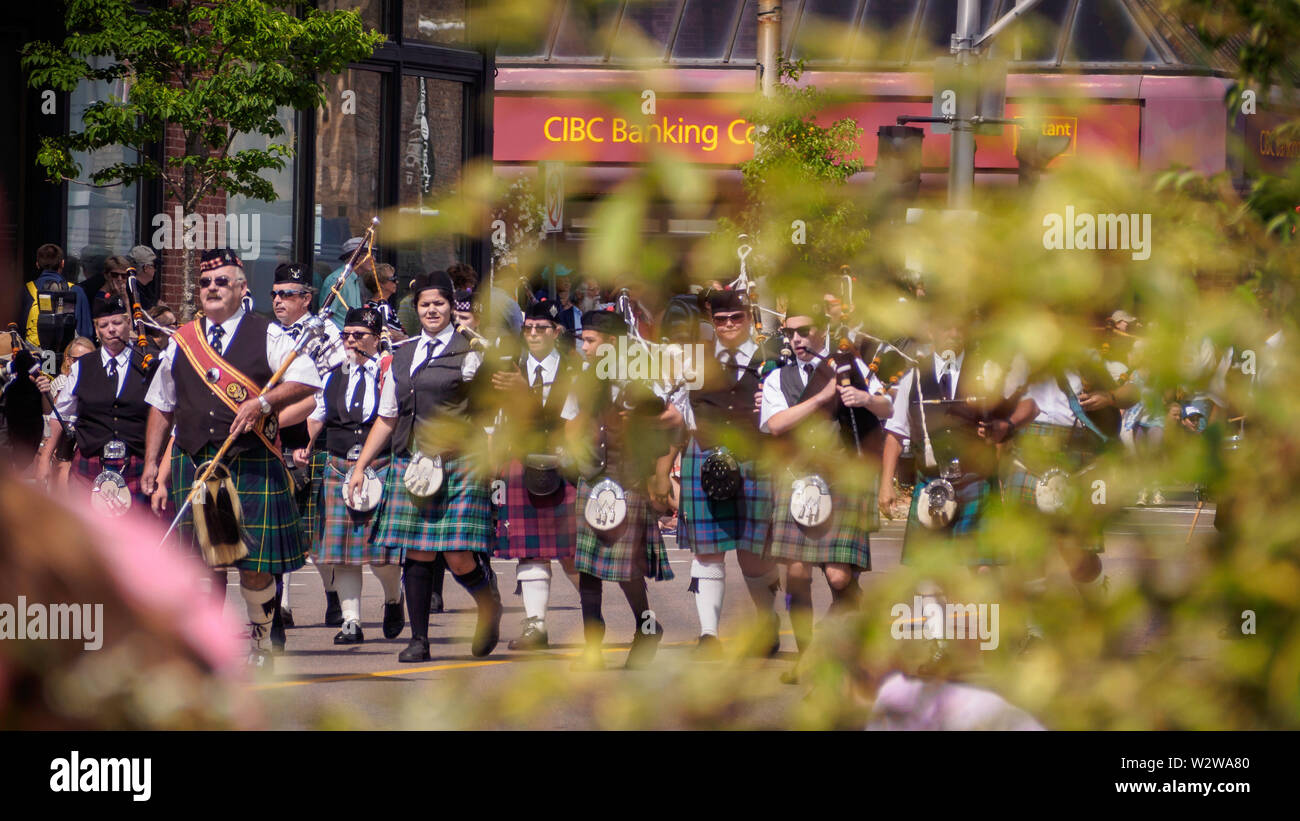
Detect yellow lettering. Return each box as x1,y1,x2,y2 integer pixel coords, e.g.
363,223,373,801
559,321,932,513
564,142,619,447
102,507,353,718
728,118,755,145
612,118,628,142
701,123,718,152
544,116,563,142
588,117,605,142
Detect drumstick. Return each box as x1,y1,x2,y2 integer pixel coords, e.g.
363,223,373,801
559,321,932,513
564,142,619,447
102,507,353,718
1185,499,1204,546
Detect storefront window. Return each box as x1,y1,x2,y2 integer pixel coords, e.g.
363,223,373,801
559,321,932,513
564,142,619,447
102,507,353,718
65,57,137,285
854,0,919,64
318,0,385,33
403,0,468,46
1068,0,1158,63
551,0,623,60
226,107,298,306
1004,0,1071,63
396,74,464,281
611,0,683,61
672,0,742,61
315,68,384,294
791,0,863,62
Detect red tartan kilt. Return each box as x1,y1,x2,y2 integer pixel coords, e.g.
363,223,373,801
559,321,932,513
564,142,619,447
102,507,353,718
72,454,153,515
496,459,578,559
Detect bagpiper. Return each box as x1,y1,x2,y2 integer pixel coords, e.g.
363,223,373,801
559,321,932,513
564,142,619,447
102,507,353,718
490,299,583,651
293,307,405,645
141,249,321,668
569,308,677,670
679,288,781,656
347,270,502,662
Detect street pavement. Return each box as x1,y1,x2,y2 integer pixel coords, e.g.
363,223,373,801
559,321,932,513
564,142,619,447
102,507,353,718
226,497,1218,729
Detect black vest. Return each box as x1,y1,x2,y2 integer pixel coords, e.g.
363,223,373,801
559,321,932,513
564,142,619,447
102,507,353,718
321,361,384,458
905,354,996,478
172,313,275,456
72,349,150,457
389,330,473,457
691,343,771,458
510,351,578,451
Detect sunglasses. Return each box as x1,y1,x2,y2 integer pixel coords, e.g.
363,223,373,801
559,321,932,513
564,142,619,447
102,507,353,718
522,323,555,334
712,312,747,326
107,270,130,280
784,325,816,338
271,289,310,300
198,275,233,289
340,331,374,340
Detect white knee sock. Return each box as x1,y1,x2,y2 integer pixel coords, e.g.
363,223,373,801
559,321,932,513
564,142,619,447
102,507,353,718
240,582,278,650
743,568,780,616
334,565,363,624
315,559,337,593
371,563,403,605
516,560,552,624
691,557,726,637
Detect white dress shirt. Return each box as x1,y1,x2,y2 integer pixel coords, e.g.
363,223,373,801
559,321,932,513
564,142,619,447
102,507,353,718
759,354,883,433
145,308,322,413
310,355,384,423
680,337,759,433
377,324,482,418
55,345,133,422
279,312,344,376
884,350,985,440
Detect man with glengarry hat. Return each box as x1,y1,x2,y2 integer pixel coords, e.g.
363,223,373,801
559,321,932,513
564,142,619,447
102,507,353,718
141,249,322,669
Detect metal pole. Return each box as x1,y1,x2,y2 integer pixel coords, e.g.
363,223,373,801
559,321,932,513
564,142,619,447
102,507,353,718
757,1,781,97
949,0,980,208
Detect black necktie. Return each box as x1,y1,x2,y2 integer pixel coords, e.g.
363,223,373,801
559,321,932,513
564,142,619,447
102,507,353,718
720,350,735,383
533,363,545,397
803,363,815,380
106,358,117,379
418,339,441,373
209,324,225,356
938,369,953,401
349,369,367,417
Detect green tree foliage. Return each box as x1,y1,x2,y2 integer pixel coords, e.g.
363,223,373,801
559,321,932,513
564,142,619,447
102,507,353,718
22,0,385,307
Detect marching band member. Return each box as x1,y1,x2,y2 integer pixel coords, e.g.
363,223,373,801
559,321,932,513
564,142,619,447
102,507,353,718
759,304,890,669
568,308,677,670
269,262,345,633
679,288,781,656
294,307,404,645
41,296,157,513
491,299,583,651
141,249,321,668
347,270,501,663
878,317,1034,569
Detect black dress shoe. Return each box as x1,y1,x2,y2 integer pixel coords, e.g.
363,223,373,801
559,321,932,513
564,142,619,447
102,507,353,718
471,582,503,658
625,622,665,669
270,603,286,651
507,621,549,651
429,591,445,614
398,637,430,663
694,633,723,659
382,596,405,640
324,591,343,627
334,619,364,645
281,607,295,629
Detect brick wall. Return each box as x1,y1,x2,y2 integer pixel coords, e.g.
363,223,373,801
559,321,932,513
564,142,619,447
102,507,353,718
156,122,227,314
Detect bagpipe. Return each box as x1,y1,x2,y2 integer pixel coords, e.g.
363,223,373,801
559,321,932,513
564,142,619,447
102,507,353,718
160,218,380,565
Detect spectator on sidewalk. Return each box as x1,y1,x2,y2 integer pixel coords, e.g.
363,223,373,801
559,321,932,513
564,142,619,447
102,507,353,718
21,244,93,347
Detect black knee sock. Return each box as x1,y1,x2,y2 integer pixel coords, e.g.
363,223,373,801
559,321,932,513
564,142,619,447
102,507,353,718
579,573,606,647
431,552,447,597
828,578,861,613
618,575,652,631
403,559,435,641
787,578,814,653
452,557,498,608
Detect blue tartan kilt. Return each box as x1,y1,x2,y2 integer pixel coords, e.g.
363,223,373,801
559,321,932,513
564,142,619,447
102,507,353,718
768,471,874,569
496,458,578,560
678,439,772,555
574,477,674,583
314,454,396,565
375,453,493,561
72,453,153,515
1002,422,1107,552
169,444,309,573
901,474,999,567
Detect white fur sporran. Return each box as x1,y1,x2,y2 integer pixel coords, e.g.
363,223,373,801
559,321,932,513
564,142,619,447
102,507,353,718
916,478,958,530
342,466,384,512
789,474,832,528
1033,468,1073,515
91,470,132,516
585,478,628,532
403,451,444,498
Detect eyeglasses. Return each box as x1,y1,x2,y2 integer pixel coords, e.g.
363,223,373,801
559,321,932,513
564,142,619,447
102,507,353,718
712,312,747,326
340,331,374,340
198,276,233,289
107,270,129,280
522,323,555,334
271,289,309,300
784,325,815,338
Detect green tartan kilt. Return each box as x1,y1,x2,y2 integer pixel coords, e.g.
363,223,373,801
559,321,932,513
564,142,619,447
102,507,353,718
314,454,396,565
169,444,309,573
374,453,493,560
293,448,328,549
767,471,875,569
1002,422,1107,552
901,475,1000,567
574,477,675,583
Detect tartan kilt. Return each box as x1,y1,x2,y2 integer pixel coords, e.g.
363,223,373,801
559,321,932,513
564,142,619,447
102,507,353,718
72,453,153,515
375,453,493,559
901,475,998,567
314,454,396,565
292,448,328,548
768,471,874,569
574,477,674,583
169,444,309,573
495,459,578,560
678,439,772,555
1002,421,1106,551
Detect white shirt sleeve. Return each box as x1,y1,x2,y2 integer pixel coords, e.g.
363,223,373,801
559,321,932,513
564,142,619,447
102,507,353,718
462,350,482,381
560,392,580,422
884,369,915,440
144,340,179,413
54,362,80,421
758,368,790,434
308,389,327,423
268,324,323,389
377,366,399,418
